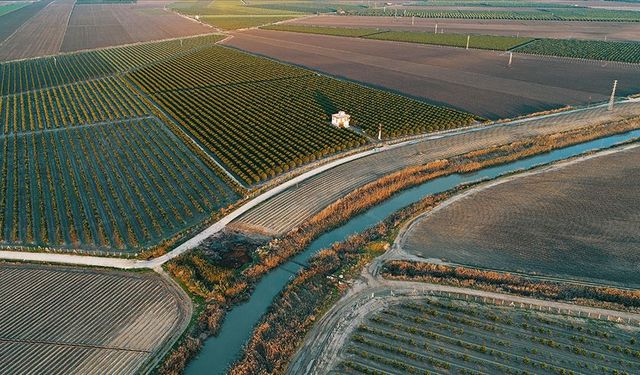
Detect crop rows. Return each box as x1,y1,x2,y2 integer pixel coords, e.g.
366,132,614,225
0,118,238,253
0,34,223,96
0,77,147,134
345,8,640,22
0,263,189,374
129,46,475,184
514,39,640,64
265,25,532,51
339,297,640,375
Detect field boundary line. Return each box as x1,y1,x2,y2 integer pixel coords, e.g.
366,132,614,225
123,77,247,189
0,99,637,268
0,336,151,353
0,115,155,139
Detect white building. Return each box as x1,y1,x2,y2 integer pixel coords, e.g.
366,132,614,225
331,111,350,128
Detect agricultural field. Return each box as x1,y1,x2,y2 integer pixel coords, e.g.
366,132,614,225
200,15,299,30
171,0,305,30
265,24,533,50
0,262,190,374
0,2,27,16
0,0,53,43
59,2,213,52
0,33,223,95
128,45,475,184
0,0,75,61
514,39,640,64
232,101,640,236
345,7,640,22
223,29,640,119
336,297,640,374
287,15,640,41
0,113,238,253
400,145,640,287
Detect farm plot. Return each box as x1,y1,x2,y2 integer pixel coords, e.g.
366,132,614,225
514,39,640,64
400,145,640,287
0,263,190,374
345,7,640,22
60,3,213,52
0,33,223,96
224,29,640,119
337,297,640,375
0,77,147,134
129,45,474,184
0,0,75,61
265,25,532,50
286,15,640,41
0,2,27,16
0,0,54,43
0,116,239,253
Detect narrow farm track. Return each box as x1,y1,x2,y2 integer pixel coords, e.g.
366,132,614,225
0,100,639,268
0,263,191,374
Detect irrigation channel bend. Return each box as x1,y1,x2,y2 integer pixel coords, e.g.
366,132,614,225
186,129,640,375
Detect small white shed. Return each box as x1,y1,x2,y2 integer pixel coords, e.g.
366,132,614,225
331,111,350,128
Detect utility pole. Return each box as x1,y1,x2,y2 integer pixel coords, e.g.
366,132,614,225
412,15,415,25
434,23,438,34
378,123,382,141
466,35,470,50
508,52,513,67
608,79,618,111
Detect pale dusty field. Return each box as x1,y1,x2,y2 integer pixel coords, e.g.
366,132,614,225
0,0,74,61
60,2,212,52
0,263,191,374
401,145,640,287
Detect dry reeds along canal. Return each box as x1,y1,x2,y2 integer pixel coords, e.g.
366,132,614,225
186,129,640,375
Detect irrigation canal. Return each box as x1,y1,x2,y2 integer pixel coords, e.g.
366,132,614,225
186,129,640,375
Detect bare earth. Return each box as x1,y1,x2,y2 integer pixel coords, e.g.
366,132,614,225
232,101,640,236
0,0,74,61
223,29,640,119
0,263,191,374
287,15,640,41
400,144,640,287
60,1,212,52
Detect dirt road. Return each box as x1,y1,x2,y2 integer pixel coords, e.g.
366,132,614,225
288,145,640,374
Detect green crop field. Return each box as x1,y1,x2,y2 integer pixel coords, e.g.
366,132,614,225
128,45,476,184
0,114,238,253
514,39,640,64
0,3,27,17
200,15,298,30
366,31,531,50
263,25,384,37
0,34,223,96
339,297,640,374
345,8,640,22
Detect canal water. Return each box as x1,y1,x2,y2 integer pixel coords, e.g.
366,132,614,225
186,129,640,375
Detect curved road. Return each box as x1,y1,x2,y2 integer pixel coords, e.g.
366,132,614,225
288,146,640,374
0,99,639,269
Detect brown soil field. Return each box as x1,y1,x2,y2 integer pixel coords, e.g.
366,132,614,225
232,102,640,236
0,0,54,43
0,0,74,61
287,15,640,41
400,145,640,287
60,1,212,52
223,29,640,119
0,263,191,374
